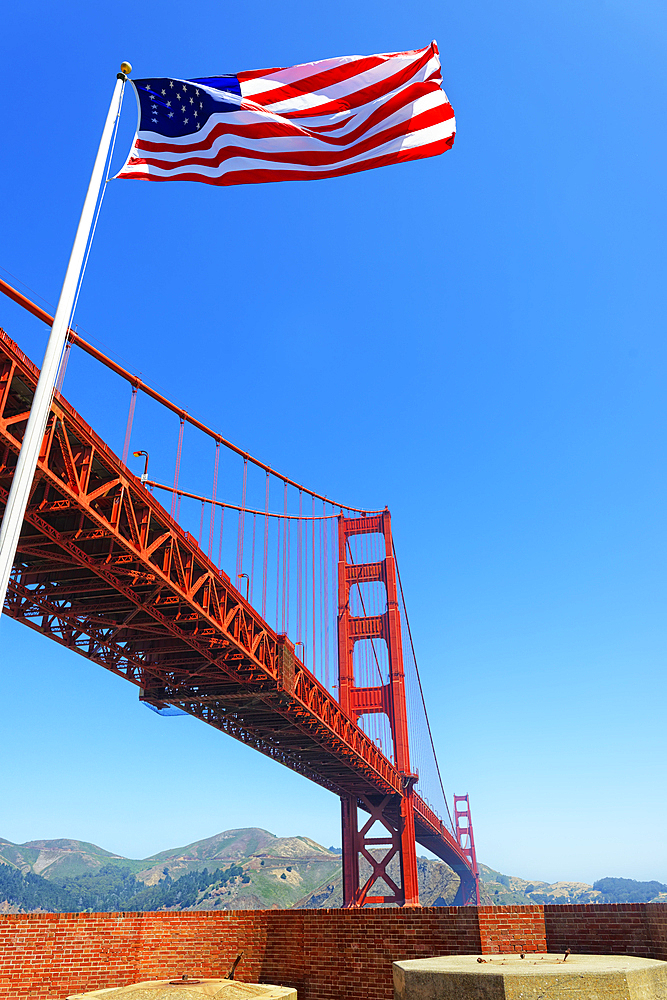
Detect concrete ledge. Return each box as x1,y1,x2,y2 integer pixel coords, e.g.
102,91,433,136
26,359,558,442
393,953,667,1000
67,979,297,1000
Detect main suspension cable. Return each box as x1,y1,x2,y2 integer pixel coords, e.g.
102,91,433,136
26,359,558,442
394,550,455,831
0,276,380,513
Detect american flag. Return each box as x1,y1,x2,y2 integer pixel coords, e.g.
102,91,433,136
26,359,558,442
115,43,455,186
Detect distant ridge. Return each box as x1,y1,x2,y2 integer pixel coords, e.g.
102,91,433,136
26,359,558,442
1,830,665,912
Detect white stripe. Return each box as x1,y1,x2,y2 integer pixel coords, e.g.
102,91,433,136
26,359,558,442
240,47,430,98
129,90,450,165
246,52,439,116
130,77,448,155
276,80,449,138
120,120,454,180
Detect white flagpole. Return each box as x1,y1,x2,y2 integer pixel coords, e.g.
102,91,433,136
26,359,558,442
0,62,132,617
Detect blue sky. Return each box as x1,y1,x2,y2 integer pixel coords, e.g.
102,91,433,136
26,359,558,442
1,0,666,886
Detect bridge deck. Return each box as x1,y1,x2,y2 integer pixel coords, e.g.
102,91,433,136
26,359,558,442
0,327,473,882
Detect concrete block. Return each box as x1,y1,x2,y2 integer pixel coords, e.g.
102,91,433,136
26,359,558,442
67,977,297,1000
393,953,667,1000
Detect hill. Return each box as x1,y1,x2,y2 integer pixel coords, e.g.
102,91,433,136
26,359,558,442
2,830,665,912
0,829,340,912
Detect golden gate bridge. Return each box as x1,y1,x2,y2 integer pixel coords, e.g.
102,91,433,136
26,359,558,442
0,275,479,907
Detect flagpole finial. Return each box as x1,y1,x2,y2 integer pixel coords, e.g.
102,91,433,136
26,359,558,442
120,61,132,77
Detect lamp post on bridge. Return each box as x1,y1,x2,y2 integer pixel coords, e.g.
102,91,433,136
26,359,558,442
133,450,150,484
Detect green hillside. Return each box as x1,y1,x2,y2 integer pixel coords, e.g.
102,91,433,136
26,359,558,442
2,830,665,912
0,829,340,911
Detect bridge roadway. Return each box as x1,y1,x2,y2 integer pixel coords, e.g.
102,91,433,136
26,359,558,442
0,326,475,896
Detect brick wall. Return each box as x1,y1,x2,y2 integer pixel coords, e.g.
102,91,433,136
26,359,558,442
479,906,546,953
0,904,665,1000
544,903,667,961
0,908,479,1000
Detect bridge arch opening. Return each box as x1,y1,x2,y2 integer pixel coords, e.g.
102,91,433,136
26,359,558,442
353,636,389,687
356,712,394,762
345,532,385,564
349,581,387,618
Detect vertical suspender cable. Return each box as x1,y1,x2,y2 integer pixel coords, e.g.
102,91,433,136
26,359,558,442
297,489,303,644
250,512,256,605
121,384,138,466
262,472,269,619
318,504,325,684
275,485,281,631
236,457,248,585
198,500,205,548
311,495,317,673
323,502,330,691
217,507,225,570
208,441,220,560
171,416,185,520
286,513,291,636
281,483,289,634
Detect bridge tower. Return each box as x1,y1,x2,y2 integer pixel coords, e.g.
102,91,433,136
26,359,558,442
337,509,420,907
453,794,480,905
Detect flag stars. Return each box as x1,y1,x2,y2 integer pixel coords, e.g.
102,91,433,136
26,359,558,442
137,76,221,137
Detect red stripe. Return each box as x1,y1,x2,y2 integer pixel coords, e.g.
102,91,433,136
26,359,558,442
117,135,455,186
126,105,453,173
307,114,356,133
133,84,451,156
271,46,435,119
240,53,388,108
236,45,432,88
237,65,283,82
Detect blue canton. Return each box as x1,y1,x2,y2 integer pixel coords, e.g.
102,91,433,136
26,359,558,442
135,76,242,138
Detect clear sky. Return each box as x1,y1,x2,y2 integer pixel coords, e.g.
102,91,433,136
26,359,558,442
1,0,666,887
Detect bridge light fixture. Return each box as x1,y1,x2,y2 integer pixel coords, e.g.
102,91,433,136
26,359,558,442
132,450,149,483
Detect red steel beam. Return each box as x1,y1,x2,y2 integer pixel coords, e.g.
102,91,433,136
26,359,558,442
0,322,476,890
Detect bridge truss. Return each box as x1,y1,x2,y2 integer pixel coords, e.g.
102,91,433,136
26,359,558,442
0,293,479,906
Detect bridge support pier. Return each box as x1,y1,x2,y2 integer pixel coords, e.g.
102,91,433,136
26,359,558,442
341,792,419,907
338,510,420,908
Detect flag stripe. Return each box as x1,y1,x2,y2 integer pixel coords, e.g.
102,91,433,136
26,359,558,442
122,135,454,187
237,44,435,92
115,42,455,188
130,86,451,156
253,48,437,118
124,105,453,173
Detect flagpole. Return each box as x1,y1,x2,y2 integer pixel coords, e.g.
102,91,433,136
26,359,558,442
0,62,132,618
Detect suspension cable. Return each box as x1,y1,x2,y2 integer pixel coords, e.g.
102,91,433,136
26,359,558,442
145,480,380,519
0,276,379,513
394,550,455,831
